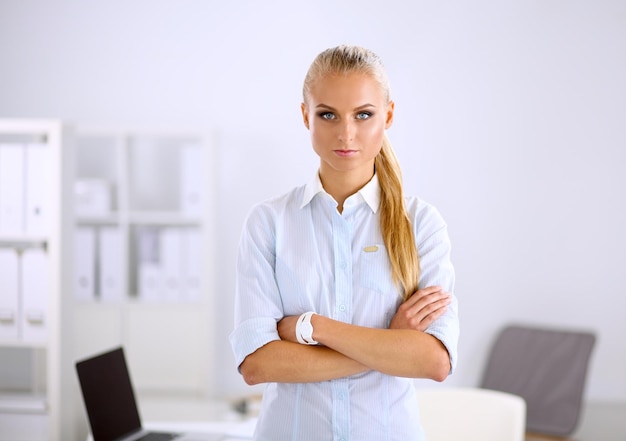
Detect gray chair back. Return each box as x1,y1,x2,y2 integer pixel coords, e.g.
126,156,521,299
481,324,596,437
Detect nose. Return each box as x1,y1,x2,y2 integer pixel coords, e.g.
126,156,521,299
337,120,355,144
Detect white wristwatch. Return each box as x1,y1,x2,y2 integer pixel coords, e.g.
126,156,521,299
296,311,318,345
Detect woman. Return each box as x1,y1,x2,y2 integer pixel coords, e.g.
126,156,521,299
229,45,459,441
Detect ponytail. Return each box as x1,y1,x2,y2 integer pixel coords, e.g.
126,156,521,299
375,135,420,300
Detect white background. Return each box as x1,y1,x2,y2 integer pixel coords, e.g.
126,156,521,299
1,0,624,402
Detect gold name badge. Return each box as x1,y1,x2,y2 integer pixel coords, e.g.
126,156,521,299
363,245,379,253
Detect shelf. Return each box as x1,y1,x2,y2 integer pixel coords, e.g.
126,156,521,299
0,237,47,249
73,297,206,307
77,212,202,226
0,118,72,441
124,297,206,305
76,213,120,225
1,122,217,440
0,119,61,137
0,393,47,414
71,127,216,406
128,211,203,226
0,339,47,349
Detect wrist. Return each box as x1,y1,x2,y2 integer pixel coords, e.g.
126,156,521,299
296,311,319,345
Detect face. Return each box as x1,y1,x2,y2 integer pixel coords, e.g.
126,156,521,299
301,72,394,182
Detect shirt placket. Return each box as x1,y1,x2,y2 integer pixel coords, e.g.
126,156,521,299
331,210,352,441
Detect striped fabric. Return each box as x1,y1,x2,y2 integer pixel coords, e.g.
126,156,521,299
230,172,459,441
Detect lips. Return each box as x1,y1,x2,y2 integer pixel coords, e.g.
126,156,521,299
334,149,357,157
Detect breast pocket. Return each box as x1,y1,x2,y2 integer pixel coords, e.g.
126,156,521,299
357,244,396,294
355,244,401,328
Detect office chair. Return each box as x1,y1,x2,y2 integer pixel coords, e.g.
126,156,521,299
416,387,526,441
481,324,596,437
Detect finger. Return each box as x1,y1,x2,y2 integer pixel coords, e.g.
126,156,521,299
412,297,451,323
406,291,450,316
403,286,443,307
414,285,443,298
412,304,449,331
414,306,448,331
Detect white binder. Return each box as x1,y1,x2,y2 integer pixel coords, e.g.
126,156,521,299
0,144,25,235
137,262,163,302
160,227,181,302
180,144,204,216
181,228,202,302
136,227,162,301
0,249,19,340
24,143,50,236
74,227,96,302
99,227,123,302
20,249,49,342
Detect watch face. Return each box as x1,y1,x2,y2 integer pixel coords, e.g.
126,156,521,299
302,323,313,336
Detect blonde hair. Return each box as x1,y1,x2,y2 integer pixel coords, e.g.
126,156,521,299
303,45,420,300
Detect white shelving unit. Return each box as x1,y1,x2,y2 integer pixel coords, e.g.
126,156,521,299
0,119,74,441
72,128,217,400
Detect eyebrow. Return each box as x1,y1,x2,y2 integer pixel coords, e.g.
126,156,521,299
315,103,377,111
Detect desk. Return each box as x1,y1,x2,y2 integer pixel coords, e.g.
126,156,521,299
85,419,256,441
85,396,255,441
87,396,624,441
143,420,256,440
139,395,256,439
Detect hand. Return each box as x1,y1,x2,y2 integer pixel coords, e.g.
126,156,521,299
389,286,451,332
277,315,300,343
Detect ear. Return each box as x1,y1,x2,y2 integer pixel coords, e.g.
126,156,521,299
301,102,310,129
385,101,395,129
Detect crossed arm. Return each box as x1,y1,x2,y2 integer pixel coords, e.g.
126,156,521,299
239,286,452,385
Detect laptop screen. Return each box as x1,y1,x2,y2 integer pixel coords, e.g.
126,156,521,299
76,347,142,441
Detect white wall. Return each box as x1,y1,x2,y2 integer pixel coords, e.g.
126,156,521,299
1,0,625,401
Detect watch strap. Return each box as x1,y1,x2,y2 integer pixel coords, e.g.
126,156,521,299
295,311,318,345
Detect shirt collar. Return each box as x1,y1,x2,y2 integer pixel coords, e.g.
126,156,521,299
300,171,381,213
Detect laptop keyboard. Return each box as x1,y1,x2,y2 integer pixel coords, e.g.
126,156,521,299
134,432,181,441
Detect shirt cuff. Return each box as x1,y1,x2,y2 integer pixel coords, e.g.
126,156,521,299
229,316,281,370
424,298,460,375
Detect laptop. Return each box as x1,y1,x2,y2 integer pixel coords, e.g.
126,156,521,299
75,346,225,441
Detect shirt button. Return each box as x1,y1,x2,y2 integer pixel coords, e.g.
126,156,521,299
339,304,346,312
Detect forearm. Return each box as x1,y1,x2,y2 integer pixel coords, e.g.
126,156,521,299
239,339,368,385
312,315,451,381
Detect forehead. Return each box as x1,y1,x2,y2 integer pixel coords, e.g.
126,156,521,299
307,72,386,106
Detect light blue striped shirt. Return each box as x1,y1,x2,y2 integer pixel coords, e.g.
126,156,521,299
230,172,459,441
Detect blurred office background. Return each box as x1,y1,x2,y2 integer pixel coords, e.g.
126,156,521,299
1,0,625,424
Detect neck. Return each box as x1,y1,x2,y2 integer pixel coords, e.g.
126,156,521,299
319,166,374,213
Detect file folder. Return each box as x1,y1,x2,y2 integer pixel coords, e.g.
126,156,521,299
75,227,96,302
136,227,162,301
181,228,202,302
0,249,19,340
180,144,204,216
160,228,181,302
99,227,124,302
20,249,49,342
0,144,25,235
24,143,50,236
137,262,163,301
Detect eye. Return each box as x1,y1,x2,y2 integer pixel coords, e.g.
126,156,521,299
356,112,372,120
318,112,336,120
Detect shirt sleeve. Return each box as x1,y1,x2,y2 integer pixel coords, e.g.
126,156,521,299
412,201,460,374
229,203,284,370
